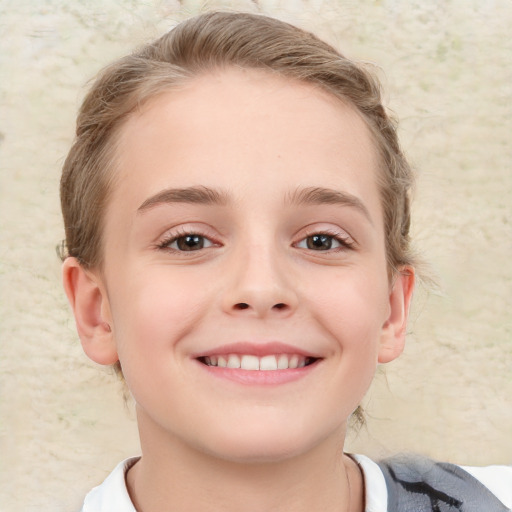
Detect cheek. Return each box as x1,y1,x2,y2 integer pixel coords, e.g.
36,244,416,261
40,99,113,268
309,268,389,393
312,268,389,338
106,270,212,410
108,268,210,359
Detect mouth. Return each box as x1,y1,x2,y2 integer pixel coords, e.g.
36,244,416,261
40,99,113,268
197,354,319,371
192,342,322,385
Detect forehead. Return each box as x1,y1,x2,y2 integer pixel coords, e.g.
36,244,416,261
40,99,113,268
110,68,382,218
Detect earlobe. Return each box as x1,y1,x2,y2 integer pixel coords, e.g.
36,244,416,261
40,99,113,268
62,257,119,365
378,266,415,364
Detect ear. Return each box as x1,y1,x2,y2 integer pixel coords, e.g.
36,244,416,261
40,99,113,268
62,257,119,365
378,266,415,364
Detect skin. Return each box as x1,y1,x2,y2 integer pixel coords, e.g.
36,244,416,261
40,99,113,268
63,68,414,512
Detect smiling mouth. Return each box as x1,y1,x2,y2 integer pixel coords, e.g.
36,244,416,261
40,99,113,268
197,354,319,371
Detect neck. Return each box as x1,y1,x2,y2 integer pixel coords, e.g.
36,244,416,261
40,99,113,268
127,410,364,512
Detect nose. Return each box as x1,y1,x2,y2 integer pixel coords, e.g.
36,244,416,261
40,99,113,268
221,246,299,318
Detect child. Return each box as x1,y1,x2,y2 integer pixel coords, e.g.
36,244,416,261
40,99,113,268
60,11,511,512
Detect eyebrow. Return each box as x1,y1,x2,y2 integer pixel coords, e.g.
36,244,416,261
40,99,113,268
138,184,372,223
287,186,373,224
138,186,229,212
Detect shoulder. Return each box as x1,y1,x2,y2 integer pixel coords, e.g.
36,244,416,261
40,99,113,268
377,454,512,512
79,457,139,512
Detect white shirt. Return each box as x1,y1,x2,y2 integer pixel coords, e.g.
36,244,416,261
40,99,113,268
80,455,512,512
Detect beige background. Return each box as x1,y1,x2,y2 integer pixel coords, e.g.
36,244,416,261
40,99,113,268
1,1,511,511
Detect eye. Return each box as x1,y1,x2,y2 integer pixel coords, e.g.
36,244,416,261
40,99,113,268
295,233,352,251
160,233,215,252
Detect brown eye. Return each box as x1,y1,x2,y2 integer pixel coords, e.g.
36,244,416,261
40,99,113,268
164,234,214,251
306,234,334,250
295,232,352,252
177,235,204,251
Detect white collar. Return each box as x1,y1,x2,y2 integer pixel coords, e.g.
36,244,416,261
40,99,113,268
350,454,388,512
81,457,139,512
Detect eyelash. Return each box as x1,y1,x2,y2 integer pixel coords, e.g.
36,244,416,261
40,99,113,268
156,228,354,253
156,228,219,253
294,229,355,252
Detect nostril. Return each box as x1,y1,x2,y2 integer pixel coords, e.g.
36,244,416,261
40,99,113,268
231,302,290,312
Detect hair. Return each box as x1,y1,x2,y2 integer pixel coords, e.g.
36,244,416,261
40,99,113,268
60,11,416,423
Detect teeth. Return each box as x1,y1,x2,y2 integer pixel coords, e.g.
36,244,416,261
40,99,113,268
203,354,312,370
241,355,259,370
260,355,277,371
227,354,240,368
277,354,289,369
288,355,299,369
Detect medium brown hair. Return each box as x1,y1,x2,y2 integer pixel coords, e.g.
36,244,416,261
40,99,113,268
60,10,415,274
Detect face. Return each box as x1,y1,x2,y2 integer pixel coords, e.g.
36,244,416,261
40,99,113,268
70,68,412,463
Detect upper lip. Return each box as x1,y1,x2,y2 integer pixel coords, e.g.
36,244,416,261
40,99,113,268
191,341,321,359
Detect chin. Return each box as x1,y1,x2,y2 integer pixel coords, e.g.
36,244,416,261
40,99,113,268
197,418,335,465
206,441,305,465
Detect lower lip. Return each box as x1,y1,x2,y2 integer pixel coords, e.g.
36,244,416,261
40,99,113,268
196,360,320,386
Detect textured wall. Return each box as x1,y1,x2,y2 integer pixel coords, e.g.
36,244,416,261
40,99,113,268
1,1,510,510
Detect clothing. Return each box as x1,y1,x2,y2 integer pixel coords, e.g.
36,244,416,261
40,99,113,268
80,454,512,512
374,455,512,512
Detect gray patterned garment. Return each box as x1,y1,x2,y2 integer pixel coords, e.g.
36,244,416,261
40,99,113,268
379,456,510,511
